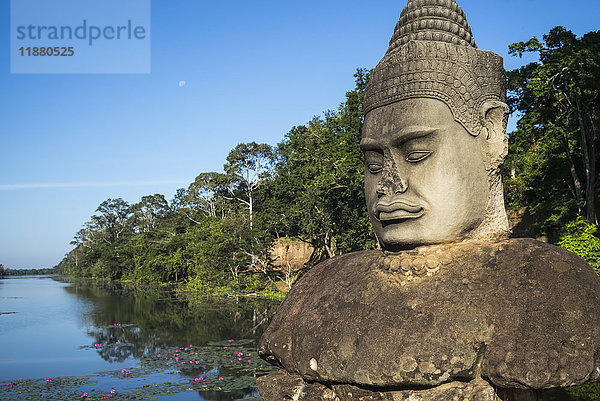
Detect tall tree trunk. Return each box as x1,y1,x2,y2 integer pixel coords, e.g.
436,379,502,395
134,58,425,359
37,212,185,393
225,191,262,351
578,109,598,224
249,189,254,230
324,230,335,258
560,134,583,202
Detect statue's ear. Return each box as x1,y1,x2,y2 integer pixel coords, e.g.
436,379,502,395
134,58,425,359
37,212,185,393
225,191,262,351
479,100,509,142
479,100,509,166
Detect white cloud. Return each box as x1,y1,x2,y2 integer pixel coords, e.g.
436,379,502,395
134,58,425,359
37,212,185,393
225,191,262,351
0,180,188,190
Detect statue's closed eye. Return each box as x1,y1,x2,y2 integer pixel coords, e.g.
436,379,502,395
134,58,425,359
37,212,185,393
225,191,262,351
406,151,432,163
367,163,383,174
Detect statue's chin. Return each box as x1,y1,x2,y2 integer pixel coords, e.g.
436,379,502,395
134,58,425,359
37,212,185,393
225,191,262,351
375,218,488,252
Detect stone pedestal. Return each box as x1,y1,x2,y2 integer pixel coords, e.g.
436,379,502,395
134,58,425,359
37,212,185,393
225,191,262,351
258,370,543,401
258,239,600,400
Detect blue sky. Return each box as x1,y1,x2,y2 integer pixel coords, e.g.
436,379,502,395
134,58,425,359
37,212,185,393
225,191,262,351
1,0,599,269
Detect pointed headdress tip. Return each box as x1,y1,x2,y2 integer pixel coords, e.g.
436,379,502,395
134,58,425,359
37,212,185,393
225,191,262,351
389,0,477,51
364,0,506,137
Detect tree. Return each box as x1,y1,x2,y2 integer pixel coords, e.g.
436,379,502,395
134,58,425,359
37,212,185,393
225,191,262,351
506,27,600,234
131,194,170,233
262,69,375,261
92,198,133,244
185,172,231,219
224,142,276,230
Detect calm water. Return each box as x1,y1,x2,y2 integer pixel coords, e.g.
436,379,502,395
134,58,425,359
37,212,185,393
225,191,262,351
0,276,279,400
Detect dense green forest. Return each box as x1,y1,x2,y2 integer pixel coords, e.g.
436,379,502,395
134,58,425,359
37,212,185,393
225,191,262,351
53,27,600,293
0,264,56,276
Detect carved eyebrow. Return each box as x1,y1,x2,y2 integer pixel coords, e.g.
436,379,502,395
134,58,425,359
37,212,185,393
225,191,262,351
390,127,437,147
359,138,382,151
360,126,437,151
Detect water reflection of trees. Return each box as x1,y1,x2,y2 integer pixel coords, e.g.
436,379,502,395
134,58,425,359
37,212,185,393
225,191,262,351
61,279,280,363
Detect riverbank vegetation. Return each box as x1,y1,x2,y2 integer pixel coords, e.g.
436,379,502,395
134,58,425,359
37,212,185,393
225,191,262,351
55,26,600,292
0,264,55,277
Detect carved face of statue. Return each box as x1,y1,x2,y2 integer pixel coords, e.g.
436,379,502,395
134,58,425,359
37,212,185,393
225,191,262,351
361,98,491,251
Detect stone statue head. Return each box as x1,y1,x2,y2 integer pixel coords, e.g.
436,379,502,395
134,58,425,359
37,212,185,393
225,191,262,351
362,0,510,251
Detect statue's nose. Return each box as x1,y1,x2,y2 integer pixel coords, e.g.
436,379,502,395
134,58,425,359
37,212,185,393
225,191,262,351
376,155,408,197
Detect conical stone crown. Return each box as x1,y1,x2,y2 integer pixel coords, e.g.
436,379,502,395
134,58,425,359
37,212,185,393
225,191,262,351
388,0,476,51
364,0,505,137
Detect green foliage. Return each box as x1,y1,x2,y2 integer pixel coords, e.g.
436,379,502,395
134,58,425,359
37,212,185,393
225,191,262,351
565,383,600,401
261,69,375,261
557,219,600,274
505,27,600,236
543,382,600,401
0,266,55,276
503,176,526,210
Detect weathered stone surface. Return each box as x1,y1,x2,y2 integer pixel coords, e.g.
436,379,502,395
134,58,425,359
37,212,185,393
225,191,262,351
259,239,600,390
361,0,511,252
258,370,503,401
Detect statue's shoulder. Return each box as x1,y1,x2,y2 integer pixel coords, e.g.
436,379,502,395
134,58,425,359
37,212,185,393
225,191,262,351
260,238,600,390
493,237,598,286
290,249,384,289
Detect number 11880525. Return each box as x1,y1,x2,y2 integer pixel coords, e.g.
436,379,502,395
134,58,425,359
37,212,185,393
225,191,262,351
19,47,74,56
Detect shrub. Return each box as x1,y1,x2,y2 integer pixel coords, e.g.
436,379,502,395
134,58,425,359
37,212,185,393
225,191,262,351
557,219,600,275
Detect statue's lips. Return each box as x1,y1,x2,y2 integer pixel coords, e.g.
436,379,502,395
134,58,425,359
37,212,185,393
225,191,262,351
376,201,424,221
